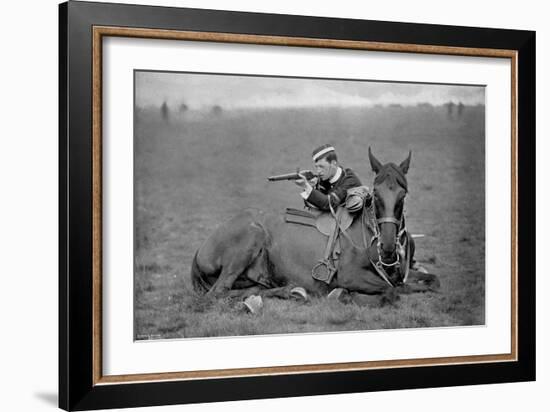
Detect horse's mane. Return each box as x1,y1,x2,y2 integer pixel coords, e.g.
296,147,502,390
373,163,408,192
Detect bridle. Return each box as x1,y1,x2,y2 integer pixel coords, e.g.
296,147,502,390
373,201,407,267
365,187,410,287
331,189,406,254
329,182,410,287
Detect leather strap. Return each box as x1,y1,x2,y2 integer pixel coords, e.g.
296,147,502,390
323,216,340,261
377,216,401,226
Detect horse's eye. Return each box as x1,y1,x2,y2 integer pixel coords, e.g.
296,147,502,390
394,200,404,216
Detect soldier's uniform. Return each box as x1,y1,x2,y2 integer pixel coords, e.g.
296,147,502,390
302,167,362,211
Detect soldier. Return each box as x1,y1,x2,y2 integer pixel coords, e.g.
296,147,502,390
295,144,365,212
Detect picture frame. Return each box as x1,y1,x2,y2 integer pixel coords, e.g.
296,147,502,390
59,1,535,410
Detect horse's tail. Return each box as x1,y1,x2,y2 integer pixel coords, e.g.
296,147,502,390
190,251,210,295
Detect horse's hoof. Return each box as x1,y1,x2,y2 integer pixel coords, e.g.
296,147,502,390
290,287,308,301
243,295,263,314
327,288,343,301
327,288,349,303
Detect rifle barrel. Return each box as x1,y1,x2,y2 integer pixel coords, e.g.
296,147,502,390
267,171,318,182
267,173,300,181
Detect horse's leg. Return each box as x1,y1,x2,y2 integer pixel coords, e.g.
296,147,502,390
349,287,400,307
221,285,301,300
403,270,440,292
257,285,299,299
337,260,396,297
222,286,265,299
206,223,267,297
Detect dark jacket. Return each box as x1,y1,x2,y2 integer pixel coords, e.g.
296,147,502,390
305,167,362,211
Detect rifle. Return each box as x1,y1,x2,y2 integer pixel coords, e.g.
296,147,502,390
267,169,318,182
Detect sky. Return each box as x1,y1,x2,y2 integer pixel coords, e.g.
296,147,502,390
135,71,485,110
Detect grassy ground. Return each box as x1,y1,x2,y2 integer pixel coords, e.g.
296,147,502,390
134,104,485,340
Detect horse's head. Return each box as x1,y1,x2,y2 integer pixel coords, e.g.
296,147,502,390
368,147,411,263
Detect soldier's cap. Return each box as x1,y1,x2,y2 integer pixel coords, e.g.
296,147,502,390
312,144,336,162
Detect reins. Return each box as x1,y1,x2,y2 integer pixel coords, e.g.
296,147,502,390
328,194,406,250
328,178,410,287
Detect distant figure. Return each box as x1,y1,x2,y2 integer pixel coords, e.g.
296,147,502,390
212,105,223,116
161,101,169,120
179,103,189,113
457,102,465,117
445,101,455,118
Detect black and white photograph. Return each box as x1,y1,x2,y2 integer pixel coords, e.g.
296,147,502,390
134,70,486,339
2,0,541,410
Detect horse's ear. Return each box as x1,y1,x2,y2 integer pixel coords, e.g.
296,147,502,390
368,147,383,174
399,150,412,174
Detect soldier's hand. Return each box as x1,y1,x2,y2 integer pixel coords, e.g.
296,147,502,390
301,170,318,185
294,174,306,188
294,178,305,188
295,173,312,191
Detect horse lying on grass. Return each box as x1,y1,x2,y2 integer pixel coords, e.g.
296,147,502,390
191,148,440,307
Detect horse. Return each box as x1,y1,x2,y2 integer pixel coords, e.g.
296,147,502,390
190,148,440,306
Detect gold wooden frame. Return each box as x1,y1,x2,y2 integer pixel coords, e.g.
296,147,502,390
91,26,518,386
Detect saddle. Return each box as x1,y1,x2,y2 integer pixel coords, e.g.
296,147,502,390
284,207,354,235
284,184,413,289
284,206,354,284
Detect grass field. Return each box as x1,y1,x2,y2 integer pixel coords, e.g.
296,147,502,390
134,103,485,340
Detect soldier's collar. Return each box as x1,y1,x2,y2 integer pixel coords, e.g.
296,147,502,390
329,167,343,184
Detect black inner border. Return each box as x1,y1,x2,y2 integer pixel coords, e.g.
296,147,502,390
59,1,535,410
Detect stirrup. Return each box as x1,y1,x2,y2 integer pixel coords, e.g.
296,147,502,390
312,259,337,284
